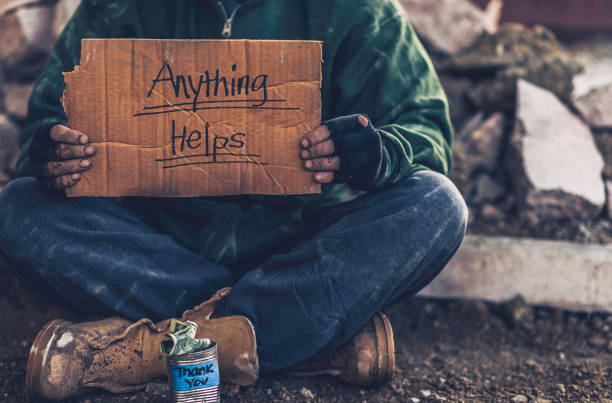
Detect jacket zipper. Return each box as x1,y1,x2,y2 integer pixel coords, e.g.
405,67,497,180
216,1,242,38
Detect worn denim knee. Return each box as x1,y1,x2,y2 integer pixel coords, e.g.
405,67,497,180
397,170,468,242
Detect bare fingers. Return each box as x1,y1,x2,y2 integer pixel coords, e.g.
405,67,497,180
42,159,92,177
40,173,82,192
301,139,335,160
301,124,331,149
48,143,96,160
312,171,334,184
304,155,340,171
50,124,89,145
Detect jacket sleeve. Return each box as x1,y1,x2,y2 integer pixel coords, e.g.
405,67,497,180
325,1,453,188
15,1,107,177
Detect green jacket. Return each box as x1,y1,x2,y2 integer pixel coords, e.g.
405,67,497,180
17,0,453,266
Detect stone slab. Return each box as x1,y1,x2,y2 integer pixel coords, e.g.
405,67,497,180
420,235,612,313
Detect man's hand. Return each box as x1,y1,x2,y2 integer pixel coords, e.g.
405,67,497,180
29,124,96,192
300,114,383,188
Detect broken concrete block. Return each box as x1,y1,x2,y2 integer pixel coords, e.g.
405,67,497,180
0,114,20,186
0,5,54,80
4,83,34,121
472,173,505,204
593,131,612,180
0,85,5,113
457,112,506,172
451,112,506,200
399,0,490,55
52,0,80,36
480,203,505,222
421,235,612,313
575,83,612,129
606,180,612,219
438,74,477,128
508,80,606,219
443,24,582,112
569,35,612,98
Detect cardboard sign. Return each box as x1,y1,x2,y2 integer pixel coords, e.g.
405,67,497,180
62,39,322,197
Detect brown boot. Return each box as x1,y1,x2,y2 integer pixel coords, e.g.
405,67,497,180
181,287,258,386
27,288,258,400
26,317,167,400
288,312,395,386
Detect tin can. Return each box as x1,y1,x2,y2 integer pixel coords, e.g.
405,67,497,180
167,342,220,403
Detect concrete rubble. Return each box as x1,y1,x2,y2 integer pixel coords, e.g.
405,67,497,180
607,180,612,219
442,24,583,114
456,112,506,173
471,173,505,205
421,235,612,312
399,0,501,56
3,83,34,121
574,83,612,129
569,35,612,98
0,114,20,185
508,79,605,219
0,2,55,81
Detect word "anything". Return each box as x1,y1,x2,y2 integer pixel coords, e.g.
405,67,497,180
147,60,269,111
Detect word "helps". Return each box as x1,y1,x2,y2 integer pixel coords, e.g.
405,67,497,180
170,120,246,160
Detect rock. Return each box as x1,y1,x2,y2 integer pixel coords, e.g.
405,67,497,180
589,335,607,347
556,383,566,394
0,114,20,186
0,85,5,113
0,5,54,81
569,35,612,98
472,173,505,204
451,113,506,200
4,83,34,121
607,181,612,219
14,4,56,49
299,387,315,400
399,0,493,56
144,382,169,396
457,112,506,172
53,0,81,36
480,204,505,221
438,74,477,128
446,24,578,73
443,24,582,113
593,131,612,180
575,83,612,129
500,296,533,329
512,395,528,403
507,80,606,220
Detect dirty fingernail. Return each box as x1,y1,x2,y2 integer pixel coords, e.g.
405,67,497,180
301,139,310,148
86,146,95,154
80,159,90,168
305,160,313,169
72,173,81,180
301,150,310,159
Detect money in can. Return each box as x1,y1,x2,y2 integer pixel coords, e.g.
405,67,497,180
167,341,220,403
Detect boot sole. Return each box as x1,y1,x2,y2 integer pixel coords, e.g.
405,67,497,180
26,319,70,399
372,311,395,386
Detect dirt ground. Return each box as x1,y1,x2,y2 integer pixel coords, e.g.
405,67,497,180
1,271,611,403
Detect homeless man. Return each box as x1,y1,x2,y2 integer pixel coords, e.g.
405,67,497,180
0,0,468,399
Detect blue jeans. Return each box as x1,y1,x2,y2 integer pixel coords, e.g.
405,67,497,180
0,171,467,371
